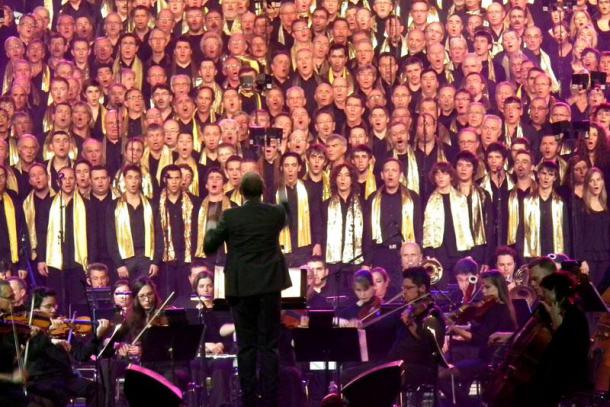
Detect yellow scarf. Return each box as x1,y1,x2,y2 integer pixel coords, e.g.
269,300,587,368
46,192,88,270
159,191,194,263
114,195,154,260
321,171,331,201
371,186,415,243
325,195,363,264
276,181,312,253
423,188,474,251
141,146,173,183
223,18,242,36
393,148,420,194
523,192,565,258
2,192,18,263
5,166,18,195
23,189,55,260
194,196,232,258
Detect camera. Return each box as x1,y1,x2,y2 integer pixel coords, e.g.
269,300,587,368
255,73,274,92
571,72,607,92
550,120,590,140
249,127,283,147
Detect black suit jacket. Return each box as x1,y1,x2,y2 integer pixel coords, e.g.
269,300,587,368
204,199,291,297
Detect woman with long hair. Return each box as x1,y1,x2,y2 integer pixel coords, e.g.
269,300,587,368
567,155,590,200
573,167,610,287
442,270,517,405
577,122,610,182
321,163,365,291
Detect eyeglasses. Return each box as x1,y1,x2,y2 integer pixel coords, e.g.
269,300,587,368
138,293,155,300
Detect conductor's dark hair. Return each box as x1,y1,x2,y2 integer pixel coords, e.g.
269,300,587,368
240,172,265,199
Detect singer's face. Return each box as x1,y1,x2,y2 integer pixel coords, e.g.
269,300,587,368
124,170,142,194
165,170,182,194
59,169,76,194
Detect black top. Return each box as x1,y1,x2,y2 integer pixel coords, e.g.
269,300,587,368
469,301,515,361
204,199,290,297
532,305,591,406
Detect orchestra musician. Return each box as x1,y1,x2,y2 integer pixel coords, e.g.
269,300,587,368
371,267,390,302
190,269,236,407
337,269,380,326
26,286,111,407
0,280,29,407
400,241,424,270
441,270,516,406
387,267,445,387
529,272,591,406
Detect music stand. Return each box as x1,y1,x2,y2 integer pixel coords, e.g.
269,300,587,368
141,324,204,384
85,287,115,320
293,327,368,394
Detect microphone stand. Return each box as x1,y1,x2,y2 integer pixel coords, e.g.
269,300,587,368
194,294,210,407
19,231,37,289
59,188,66,314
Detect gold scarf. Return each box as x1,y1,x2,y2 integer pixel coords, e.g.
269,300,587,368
6,137,18,166
223,18,242,36
504,123,523,146
393,148,420,194
371,187,415,243
506,184,537,245
363,164,377,200
114,195,154,260
321,171,331,201
523,192,565,258
112,56,144,90
465,185,487,246
2,193,18,263
5,166,18,195
23,189,55,260
325,195,363,264
194,196,232,258
112,166,154,199
479,173,514,199
159,191,194,263
423,188,474,251
277,181,312,253
46,192,88,270
141,146,173,183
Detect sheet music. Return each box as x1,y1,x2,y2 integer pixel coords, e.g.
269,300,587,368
213,266,305,300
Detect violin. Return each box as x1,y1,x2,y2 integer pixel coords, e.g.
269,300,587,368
358,296,382,321
401,296,433,326
447,296,497,325
2,311,52,331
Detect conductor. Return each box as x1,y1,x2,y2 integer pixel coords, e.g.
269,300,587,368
204,171,291,407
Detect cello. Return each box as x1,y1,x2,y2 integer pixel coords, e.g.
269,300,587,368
485,304,553,406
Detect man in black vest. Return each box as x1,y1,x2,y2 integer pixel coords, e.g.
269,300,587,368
204,172,291,407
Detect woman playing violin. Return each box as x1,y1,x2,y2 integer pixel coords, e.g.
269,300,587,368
371,267,391,302
338,269,380,326
441,270,516,406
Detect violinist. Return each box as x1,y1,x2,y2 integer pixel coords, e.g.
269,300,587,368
306,256,334,310
441,270,516,406
26,286,111,407
114,277,161,360
190,270,235,407
111,279,132,320
387,267,445,387
337,269,380,326
371,267,390,302
0,280,29,407
453,256,481,304
528,272,591,406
